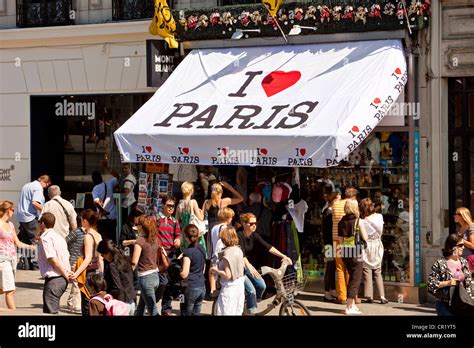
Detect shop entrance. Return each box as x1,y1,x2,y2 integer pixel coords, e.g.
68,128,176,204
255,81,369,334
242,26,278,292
448,77,474,231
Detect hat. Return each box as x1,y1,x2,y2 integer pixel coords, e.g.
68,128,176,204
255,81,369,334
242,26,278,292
272,184,283,203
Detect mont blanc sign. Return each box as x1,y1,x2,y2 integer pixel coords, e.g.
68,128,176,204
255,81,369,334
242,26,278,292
116,40,407,167
146,40,183,87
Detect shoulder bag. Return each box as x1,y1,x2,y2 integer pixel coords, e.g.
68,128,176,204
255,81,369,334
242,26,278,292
188,200,206,236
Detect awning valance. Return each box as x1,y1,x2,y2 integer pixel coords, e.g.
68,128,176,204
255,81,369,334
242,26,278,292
114,39,407,167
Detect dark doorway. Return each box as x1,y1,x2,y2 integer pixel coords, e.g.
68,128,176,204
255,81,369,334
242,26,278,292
448,77,474,231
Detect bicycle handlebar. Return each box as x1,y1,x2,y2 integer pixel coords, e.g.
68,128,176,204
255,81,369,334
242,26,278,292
260,260,290,282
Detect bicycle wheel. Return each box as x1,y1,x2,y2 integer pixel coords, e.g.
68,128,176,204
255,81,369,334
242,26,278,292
279,299,311,316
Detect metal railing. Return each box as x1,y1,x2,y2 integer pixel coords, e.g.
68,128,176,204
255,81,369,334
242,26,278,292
16,0,74,28
112,0,162,21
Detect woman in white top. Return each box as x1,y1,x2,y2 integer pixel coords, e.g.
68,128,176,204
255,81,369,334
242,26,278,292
210,226,245,315
359,198,388,304
209,207,235,296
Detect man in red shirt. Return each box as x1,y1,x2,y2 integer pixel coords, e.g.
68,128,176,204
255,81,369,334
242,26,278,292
155,196,181,316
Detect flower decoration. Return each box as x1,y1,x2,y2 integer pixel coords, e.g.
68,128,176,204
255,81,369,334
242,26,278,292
294,7,304,21
173,1,430,41
422,0,430,17
342,5,354,20
369,4,382,19
332,6,342,21
354,7,368,24
265,15,277,28
251,11,262,26
239,11,251,27
318,5,331,23
278,9,289,25
187,15,198,30
304,5,317,21
197,14,209,29
210,12,221,26
383,3,396,16
221,11,233,26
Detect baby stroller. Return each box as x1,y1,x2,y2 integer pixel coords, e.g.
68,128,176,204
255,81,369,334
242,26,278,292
167,258,187,308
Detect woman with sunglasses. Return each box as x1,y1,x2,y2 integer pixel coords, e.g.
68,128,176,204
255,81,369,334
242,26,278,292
239,213,292,314
454,207,474,272
0,201,36,310
427,233,473,316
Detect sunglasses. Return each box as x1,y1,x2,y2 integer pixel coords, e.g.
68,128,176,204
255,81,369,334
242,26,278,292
247,222,257,226
166,204,175,208
456,244,465,248
454,213,461,216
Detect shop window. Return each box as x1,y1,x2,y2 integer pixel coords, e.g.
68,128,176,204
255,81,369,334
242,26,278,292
16,0,74,28
300,131,411,284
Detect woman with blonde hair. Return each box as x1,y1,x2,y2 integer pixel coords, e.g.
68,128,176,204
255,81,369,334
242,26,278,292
239,212,292,313
202,182,243,255
0,201,36,310
176,181,204,251
69,209,103,316
454,207,474,271
210,226,245,315
338,199,368,315
209,207,235,296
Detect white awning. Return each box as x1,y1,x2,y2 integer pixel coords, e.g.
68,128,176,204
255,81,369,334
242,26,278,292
114,39,407,167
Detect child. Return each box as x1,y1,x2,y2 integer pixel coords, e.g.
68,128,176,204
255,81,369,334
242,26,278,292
180,224,206,316
87,273,108,316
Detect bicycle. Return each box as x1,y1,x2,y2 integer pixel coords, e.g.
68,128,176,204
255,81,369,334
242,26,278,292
212,261,311,316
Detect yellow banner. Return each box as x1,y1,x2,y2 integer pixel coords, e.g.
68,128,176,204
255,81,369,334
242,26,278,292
149,0,178,49
262,0,282,17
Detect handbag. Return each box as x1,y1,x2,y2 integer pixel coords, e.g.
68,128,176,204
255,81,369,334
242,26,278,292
76,256,92,300
450,281,474,316
189,209,206,236
157,246,170,273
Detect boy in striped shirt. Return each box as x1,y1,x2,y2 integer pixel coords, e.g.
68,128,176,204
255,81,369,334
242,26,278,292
155,196,181,315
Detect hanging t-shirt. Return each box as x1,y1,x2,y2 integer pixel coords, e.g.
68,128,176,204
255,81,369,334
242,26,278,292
285,199,308,233
366,136,381,163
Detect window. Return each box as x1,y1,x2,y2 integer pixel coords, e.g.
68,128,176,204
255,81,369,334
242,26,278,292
16,0,73,28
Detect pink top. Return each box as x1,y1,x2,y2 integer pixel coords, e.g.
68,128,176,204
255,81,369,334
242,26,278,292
0,222,16,258
447,259,465,282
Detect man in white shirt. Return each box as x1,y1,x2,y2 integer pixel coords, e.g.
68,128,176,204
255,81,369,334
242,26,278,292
37,212,71,314
42,185,77,239
92,170,119,243
16,175,51,270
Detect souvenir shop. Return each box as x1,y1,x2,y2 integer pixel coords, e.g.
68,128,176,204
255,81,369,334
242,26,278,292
114,39,417,299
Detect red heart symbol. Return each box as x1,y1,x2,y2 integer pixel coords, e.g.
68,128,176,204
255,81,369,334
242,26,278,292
261,148,268,155
299,148,306,156
352,126,359,132
182,147,189,154
395,68,401,74
221,148,227,156
261,71,301,97
373,98,381,104
145,146,152,153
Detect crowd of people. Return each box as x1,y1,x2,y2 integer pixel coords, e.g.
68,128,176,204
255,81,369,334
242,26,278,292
0,167,294,316
1,166,473,316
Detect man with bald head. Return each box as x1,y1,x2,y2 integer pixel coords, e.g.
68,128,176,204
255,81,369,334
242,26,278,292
42,185,77,239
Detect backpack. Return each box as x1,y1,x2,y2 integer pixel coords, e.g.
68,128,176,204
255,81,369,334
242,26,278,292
91,294,130,316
